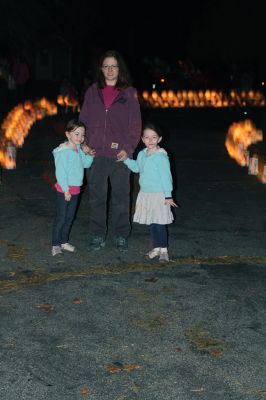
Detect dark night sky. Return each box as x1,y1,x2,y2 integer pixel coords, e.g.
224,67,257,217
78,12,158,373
1,0,266,78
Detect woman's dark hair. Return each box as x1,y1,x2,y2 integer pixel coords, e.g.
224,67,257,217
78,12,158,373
96,49,132,89
66,119,85,132
142,121,163,138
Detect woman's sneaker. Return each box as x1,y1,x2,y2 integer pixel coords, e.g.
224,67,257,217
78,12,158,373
146,247,161,259
159,248,169,262
61,243,75,252
115,237,128,252
52,246,62,256
89,236,106,251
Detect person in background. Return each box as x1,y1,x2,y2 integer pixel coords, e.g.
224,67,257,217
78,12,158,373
12,55,29,102
121,122,178,262
79,49,141,252
51,119,94,256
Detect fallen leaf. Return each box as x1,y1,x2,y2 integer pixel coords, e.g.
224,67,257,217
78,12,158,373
123,364,142,372
36,303,55,312
145,277,158,283
72,297,82,304
106,363,142,374
79,387,89,397
191,387,206,392
208,348,224,356
107,365,122,374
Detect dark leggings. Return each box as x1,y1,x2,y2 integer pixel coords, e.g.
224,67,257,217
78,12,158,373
149,223,168,248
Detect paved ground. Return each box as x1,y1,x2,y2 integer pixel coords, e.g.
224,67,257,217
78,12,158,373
0,107,266,399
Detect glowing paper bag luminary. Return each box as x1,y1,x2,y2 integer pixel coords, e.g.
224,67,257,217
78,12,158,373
262,165,266,183
5,141,16,169
248,155,258,175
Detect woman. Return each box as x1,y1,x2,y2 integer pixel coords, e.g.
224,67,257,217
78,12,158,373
79,50,142,252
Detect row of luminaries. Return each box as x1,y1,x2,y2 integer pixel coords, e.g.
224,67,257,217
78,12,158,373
57,89,266,109
141,89,265,108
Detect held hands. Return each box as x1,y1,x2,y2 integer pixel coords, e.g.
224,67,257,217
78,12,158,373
116,150,128,161
81,143,96,156
165,198,178,207
64,191,71,202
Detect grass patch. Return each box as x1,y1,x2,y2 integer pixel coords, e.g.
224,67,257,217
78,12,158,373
0,254,265,293
186,323,225,355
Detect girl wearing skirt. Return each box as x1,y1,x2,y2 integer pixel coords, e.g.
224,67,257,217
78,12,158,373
122,122,178,261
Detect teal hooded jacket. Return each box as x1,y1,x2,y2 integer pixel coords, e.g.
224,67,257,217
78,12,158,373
124,147,173,198
53,143,93,192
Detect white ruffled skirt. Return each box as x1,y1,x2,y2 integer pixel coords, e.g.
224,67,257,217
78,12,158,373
133,191,174,225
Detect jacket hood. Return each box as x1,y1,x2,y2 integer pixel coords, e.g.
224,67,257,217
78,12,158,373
144,147,168,156
53,142,78,155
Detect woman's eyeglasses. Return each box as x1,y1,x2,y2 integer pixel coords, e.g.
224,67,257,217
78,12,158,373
102,65,119,70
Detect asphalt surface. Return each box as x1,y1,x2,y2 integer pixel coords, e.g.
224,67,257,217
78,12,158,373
0,107,266,399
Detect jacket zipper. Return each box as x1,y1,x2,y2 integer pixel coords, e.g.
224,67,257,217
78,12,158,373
98,87,124,152
103,108,109,151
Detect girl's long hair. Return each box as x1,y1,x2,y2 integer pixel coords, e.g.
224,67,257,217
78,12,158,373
96,50,132,89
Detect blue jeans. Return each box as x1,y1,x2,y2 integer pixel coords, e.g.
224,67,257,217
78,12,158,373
149,223,168,248
52,192,79,246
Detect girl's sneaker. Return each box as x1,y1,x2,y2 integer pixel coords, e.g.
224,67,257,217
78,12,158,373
146,247,161,259
61,243,75,252
52,246,62,256
159,248,169,262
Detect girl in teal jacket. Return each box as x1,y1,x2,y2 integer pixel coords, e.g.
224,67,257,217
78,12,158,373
51,119,94,256
122,122,178,261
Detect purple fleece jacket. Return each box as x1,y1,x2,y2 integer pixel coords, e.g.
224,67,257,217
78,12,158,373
79,83,142,157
